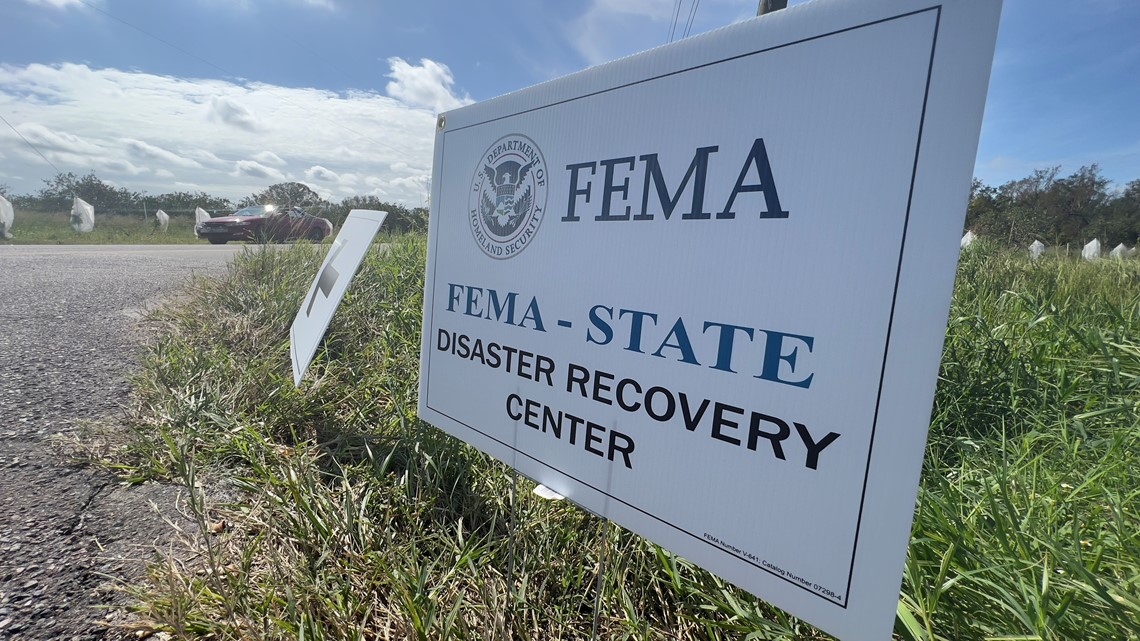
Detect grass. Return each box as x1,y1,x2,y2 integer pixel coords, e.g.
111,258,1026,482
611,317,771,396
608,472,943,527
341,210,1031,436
92,237,1140,640
2,209,202,244
901,243,1140,640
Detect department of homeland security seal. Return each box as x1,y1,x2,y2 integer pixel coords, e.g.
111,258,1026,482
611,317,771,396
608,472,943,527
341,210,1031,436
469,134,547,259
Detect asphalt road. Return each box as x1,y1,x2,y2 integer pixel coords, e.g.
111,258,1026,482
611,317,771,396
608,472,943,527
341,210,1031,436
0,244,242,640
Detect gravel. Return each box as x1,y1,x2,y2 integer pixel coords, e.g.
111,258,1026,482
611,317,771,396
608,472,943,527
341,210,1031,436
0,244,242,640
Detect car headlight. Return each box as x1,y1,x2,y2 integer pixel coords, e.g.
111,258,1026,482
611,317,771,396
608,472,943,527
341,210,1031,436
231,221,251,226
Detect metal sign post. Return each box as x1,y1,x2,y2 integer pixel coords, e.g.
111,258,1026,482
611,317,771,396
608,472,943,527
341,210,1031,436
589,518,612,641
758,0,787,16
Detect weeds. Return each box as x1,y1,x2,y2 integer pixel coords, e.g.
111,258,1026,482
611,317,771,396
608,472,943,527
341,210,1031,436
2,210,203,244
110,237,1139,640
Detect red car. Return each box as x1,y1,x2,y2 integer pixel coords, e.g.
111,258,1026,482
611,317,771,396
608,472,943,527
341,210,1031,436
196,205,333,244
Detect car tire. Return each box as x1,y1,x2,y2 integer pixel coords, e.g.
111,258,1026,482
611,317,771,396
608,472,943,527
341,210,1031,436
308,229,325,243
208,239,228,245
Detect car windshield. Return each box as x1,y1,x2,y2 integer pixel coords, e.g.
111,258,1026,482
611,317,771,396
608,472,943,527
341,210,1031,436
232,206,271,217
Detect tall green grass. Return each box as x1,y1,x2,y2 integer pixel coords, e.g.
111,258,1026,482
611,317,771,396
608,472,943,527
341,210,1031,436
101,238,1139,640
2,210,201,244
902,243,1140,641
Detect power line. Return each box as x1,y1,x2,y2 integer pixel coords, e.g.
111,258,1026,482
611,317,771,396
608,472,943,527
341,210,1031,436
668,0,684,43
73,0,414,162
683,0,702,38
76,0,229,84
667,0,701,43
0,113,64,176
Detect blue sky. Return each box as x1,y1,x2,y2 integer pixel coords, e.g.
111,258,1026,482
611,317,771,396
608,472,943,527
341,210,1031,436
0,0,1137,204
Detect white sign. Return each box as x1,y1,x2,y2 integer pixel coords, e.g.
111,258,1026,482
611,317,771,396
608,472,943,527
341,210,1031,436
195,207,212,224
71,197,94,233
1083,238,1101,261
0,194,13,239
290,209,388,386
155,209,170,232
418,1,1000,639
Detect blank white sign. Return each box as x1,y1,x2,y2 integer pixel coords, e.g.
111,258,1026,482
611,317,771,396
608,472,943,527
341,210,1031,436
290,209,388,386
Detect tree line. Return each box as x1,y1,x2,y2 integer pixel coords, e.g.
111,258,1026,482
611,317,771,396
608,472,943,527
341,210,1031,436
2,172,429,234
967,165,1139,248
5,165,1139,245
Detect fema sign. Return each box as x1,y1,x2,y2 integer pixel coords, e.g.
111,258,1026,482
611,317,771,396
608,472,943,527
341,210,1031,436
419,0,1001,639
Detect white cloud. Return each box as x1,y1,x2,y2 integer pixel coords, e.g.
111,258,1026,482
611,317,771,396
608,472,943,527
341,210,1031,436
385,57,474,114
101,158,147,175
304,165,339,182
389,175,430,191
124,139,202,169
253,151,286,166
570,0,675,66
385,174,431,204
183,148,227,167
209,96,264,132
0,122,153,177
197,0,336,11
569,0,752,66
337,172,363,186
330,145,374,161
0,62,453,203
16,123,103,155
231,160,286,181
21,0,89,8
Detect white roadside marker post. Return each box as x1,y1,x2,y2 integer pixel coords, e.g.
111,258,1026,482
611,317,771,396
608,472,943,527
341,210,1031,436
0,194,14,239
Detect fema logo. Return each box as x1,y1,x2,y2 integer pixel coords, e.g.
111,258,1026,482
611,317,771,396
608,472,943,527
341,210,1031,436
469,134,547,259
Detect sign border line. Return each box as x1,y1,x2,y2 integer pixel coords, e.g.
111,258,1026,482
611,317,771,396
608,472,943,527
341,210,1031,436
843,4,943,608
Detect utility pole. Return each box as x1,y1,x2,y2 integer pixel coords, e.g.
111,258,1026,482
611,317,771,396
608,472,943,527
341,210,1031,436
758,0,787,15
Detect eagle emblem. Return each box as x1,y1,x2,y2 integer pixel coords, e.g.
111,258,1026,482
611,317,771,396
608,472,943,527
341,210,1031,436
468,134,547,260
478,158,536,238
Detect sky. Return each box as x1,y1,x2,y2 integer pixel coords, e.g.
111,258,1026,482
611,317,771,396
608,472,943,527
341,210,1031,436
0,0,1137,206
